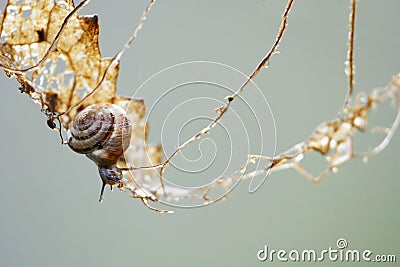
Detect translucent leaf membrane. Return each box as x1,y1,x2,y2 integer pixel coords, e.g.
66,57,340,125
0,0,118,127
236,75,400,184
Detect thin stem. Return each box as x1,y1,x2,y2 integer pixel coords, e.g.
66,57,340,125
344,0,356,109
129,0,295,174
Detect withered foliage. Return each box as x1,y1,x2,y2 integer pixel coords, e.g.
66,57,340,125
0,0,128,125
0,0,398,212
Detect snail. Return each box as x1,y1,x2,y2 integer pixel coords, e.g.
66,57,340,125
67,103,132,202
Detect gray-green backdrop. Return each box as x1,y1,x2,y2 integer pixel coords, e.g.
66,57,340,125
0,0,399,266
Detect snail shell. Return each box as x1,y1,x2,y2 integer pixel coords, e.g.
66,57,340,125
67,103,132,166
67,103,132,201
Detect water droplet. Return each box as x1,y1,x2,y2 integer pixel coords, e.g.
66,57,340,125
332,166,338,174
295,153,304,162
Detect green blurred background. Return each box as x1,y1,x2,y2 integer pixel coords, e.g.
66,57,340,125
0,0,399,266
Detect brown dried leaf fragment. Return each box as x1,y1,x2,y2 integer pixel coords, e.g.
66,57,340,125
0,0,118,128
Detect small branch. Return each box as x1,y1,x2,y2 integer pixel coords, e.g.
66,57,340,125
129,0,296,175
344,0,356,109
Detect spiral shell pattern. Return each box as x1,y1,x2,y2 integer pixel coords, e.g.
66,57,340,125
68,103,132,166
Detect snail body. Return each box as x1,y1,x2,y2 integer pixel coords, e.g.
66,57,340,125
67,103,132,201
